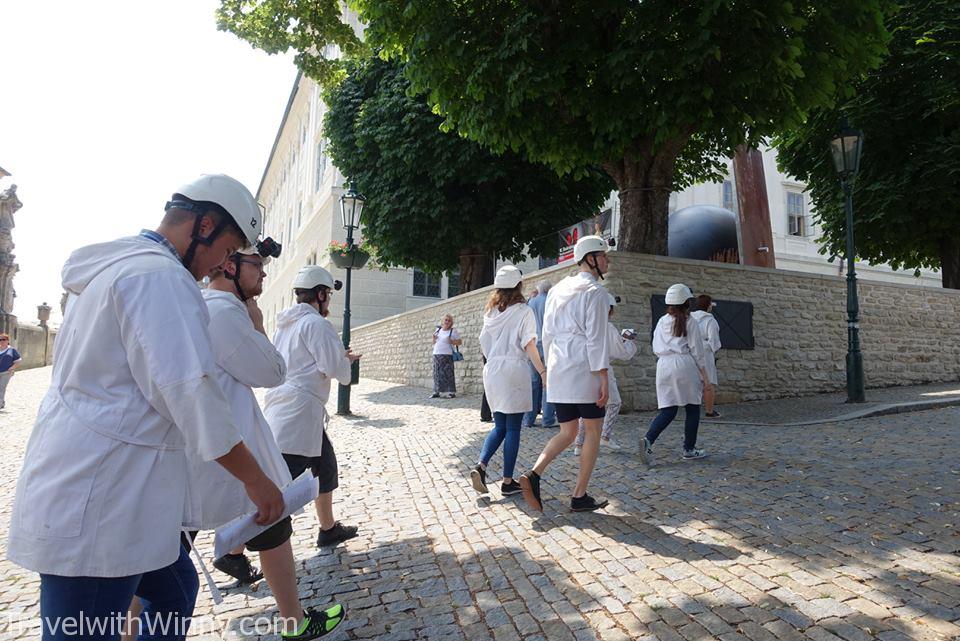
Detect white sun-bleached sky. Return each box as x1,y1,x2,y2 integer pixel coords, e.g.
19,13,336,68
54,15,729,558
0,1,297,324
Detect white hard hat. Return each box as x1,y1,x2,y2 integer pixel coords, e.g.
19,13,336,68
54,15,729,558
494,265,522,289
234,244,271,265
172,174,262,245
293,265,336,290
665,283,694,305
573,235,610,263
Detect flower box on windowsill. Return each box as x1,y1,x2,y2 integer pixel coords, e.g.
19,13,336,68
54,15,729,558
330,247,370,270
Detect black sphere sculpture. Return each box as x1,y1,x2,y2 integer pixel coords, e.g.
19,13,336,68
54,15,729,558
668,205,739,261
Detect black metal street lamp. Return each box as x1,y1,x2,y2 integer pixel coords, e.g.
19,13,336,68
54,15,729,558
830,122,865,403
336,182,365,415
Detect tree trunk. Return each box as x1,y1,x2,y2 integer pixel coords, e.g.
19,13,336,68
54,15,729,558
732,145,776,268
603,138,689,255
458,247,495,292
940,237,960,289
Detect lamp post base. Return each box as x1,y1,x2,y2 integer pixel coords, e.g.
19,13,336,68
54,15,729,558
846,351,865,403
336,383,351,415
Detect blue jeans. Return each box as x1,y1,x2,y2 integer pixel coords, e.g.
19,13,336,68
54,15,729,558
479,412,524,479
40,544,199,641
645,404,701,452
522,345,556,427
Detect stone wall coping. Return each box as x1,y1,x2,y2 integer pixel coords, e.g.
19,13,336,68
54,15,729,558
351,251,953,335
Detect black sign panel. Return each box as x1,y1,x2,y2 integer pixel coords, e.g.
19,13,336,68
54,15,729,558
650,296,754,350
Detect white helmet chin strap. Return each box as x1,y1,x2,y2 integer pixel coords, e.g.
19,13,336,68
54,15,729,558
584,253,605,280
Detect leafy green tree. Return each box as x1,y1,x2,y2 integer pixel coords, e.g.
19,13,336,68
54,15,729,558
323,56,614,291
219,0,892,255
776,0,960,288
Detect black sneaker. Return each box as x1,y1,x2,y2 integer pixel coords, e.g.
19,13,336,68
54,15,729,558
317,522,359,547
500,480,522,496
470,465,488,493
519,470,543,512
213,553,263,584
429,392,440,398
570,494,609,512
282,604,347,640
704,411,721,418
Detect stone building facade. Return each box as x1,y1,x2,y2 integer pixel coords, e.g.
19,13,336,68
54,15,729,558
349,252,959,410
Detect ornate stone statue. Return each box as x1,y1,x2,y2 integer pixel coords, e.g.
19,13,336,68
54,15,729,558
0,178,22,335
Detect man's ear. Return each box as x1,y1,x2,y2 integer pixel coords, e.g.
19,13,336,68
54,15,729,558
197,212,218,237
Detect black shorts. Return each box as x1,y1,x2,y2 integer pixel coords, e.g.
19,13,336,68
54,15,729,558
554,402,606,423
283,431,339,494
245,516,293,552
180,517,293,554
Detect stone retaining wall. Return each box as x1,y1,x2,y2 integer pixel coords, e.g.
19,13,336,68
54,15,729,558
350,252,959,410
12,324,56,370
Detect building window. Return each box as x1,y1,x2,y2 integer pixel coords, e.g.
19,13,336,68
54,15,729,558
722,180,736,212
296,201,302,229
413,269,441,298
315,142,326,192
787,191,806,236
447,269,461,298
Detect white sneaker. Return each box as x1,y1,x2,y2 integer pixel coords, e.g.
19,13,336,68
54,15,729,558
682,448,708,460
573,446,582,456
603,438,622,450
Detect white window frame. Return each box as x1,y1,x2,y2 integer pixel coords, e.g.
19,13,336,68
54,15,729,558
786,189,806,237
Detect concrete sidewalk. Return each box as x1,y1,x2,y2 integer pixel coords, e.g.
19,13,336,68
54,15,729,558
622,381,960,427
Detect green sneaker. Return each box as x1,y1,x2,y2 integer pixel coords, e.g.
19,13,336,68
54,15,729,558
282,604,347,640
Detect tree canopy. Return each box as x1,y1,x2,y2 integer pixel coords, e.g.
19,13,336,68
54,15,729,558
220,0,892,255
775,0,960,288
323,56,614,291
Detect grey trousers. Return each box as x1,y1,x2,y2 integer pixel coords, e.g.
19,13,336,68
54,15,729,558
0,371,12,408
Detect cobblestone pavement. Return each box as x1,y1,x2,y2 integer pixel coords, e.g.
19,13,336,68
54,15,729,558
1,367,958,640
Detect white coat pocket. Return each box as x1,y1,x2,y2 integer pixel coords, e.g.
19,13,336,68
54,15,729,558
17,424,110,539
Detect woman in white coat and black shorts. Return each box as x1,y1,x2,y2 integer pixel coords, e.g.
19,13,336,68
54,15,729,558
471,265,546,496
639,284,711,464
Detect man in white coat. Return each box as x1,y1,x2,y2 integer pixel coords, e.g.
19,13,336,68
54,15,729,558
190,244,346,639
7,174,285,641
265,266,361,549
520,235,612,513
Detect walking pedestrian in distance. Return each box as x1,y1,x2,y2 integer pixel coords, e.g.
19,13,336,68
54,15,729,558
691,294,722,418
0,333,21,410
521,279,558,429
519,235,612,513
471,266,546,497
639,284,710,466
431,313,461,398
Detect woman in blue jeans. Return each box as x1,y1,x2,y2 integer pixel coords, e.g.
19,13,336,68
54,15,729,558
640,284,711,465
471,266,546,496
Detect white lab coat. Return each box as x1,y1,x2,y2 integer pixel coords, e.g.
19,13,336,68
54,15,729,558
264,304,351,457
7,237,242,577
479,304,538,414
653,313,708,408
607,322,639,406
691,310,721,385
542,272,611,404
187,290,292,530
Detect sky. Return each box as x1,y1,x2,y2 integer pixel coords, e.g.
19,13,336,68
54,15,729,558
0,1,297,324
